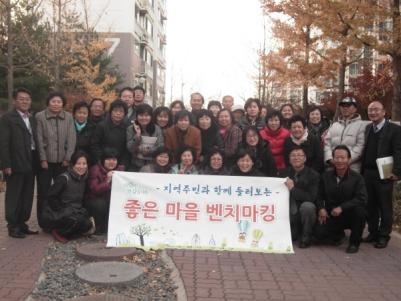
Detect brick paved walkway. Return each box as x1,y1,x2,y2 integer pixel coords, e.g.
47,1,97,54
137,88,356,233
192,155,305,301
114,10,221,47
168,236,401,301
2,189,401,301
0,192,50,301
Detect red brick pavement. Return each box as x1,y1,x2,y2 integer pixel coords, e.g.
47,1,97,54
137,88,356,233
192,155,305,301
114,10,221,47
168,236,401,301
0,192,51,301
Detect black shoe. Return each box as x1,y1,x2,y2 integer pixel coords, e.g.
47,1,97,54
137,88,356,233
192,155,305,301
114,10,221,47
8,228,26,238
20,225,39,235
299,240,311,249
362,234,378,243
374,237,388,249
346,244,359,254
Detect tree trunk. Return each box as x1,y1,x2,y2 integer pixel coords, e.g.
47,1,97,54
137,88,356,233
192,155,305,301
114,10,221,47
391,0,401,121
392,55,401,121
6,0,14,110
139,235,145,246
302,83,308,110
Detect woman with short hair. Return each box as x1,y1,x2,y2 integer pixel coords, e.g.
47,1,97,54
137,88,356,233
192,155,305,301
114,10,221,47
126,104,164,171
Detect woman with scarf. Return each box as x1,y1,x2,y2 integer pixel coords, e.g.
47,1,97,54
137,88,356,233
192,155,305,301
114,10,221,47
196,109,224,164
259,110,290,172
284,115,323,173
165,110,201,163
306,106,330,143
73,101,95,164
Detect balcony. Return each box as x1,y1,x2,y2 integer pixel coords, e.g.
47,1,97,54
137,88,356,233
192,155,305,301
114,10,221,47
140,33,148,45
137,0,149,15
160,7,167,21
160,33,167,45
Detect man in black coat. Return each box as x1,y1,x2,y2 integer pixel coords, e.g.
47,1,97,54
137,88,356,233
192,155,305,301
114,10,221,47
0,88,39,238
361,101,401,248
316,145,367,253
280,146,319,248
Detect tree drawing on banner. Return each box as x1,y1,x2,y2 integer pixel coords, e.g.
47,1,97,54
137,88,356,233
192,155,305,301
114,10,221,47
130,224,152,246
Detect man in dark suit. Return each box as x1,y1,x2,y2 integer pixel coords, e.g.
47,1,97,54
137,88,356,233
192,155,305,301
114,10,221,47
0,88,39,238
362,101,401,248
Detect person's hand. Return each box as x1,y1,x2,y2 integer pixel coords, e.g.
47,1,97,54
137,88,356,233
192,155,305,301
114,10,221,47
389,173,399,181
3,168,12,176
284,178,294,191
41,160,48,170
62,160,69,167
107,171,114,183
133,123,141,137
331,206,342,217
318,208,328,225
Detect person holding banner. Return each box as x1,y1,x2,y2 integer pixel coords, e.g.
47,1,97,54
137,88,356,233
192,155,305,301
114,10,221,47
140,147,172,174
316,145,367,254
200,149,229,175
230,149,264,177
170,146,199,175
86,148,124,234
280,146,319,248
126,104,164,171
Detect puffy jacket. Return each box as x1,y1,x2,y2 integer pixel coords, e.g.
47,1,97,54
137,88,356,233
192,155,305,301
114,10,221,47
259,126,290,170
324,114,369,172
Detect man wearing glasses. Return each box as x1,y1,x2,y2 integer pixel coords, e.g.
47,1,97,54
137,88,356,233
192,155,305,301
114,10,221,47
361,101,401,248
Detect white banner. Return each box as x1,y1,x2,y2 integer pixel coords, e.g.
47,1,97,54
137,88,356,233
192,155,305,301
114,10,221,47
107,172,293,253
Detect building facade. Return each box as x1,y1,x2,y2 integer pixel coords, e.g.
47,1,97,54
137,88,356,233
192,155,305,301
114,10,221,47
76,0,167,106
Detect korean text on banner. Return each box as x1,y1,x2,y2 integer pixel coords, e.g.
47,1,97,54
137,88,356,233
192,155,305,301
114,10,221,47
107,172,293,253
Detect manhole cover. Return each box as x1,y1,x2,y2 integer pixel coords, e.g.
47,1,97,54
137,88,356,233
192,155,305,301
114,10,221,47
75,262,143,286
65,294,136,301
76,243,138,261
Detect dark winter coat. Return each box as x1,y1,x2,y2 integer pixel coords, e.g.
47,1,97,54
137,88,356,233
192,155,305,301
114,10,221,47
199,126,224,159
362,120,401,177
279,166,320,206
87,163,124,201
317,169,367,211
230,166,264,177
220,125,242,165
0,110,38,173
200,165,230,175
75,122,96,159
284,134,324,173
91,115,130,168
238,116,265,131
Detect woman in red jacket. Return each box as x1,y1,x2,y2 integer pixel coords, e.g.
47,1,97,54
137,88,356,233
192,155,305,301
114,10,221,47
86,148,124,234
259,110,290,171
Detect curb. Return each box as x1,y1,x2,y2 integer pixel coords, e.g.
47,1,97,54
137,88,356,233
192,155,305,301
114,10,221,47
160,250,187,301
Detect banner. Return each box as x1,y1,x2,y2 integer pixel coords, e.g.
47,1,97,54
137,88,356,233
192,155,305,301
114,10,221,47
107,172,293,253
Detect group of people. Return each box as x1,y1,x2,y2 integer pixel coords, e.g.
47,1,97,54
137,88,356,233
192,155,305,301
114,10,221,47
0,86,400,254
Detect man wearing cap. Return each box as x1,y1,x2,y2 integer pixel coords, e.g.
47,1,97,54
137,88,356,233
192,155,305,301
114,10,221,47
361,101,401,248
232,105,245,124
324,97,368,172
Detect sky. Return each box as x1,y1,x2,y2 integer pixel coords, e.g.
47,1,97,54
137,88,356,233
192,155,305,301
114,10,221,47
165,0,267,106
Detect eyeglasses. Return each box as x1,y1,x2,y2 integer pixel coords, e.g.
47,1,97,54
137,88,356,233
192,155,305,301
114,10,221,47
339,103,354,107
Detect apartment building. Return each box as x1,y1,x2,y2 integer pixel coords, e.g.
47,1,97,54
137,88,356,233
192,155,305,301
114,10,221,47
75,0,167,106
